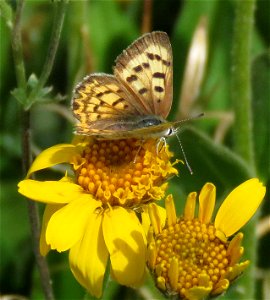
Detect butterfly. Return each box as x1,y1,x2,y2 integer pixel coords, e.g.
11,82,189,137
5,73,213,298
71,31,192,140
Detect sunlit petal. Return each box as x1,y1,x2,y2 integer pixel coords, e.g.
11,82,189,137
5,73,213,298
27,144,79,177
184,192,197,220
215,178,266,237
148,203,167,235
198,183,216,224
46,195,101,252
103,207,146,287
40,204,64,256
18,179,85,204
69,212,108,298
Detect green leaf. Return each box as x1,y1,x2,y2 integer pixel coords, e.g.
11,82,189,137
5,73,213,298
27,73,39,89
251,51,270,180
169,126,252,196
0,0,13,29
10,87,27,105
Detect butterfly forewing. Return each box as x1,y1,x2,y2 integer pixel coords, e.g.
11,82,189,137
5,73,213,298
114,31,173,118
72,74,142,132
72,32,174,138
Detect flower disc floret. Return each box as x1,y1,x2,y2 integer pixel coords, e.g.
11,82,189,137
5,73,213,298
154,217,230,297
146,179,266,300
73,138,178,208
18,137,179,298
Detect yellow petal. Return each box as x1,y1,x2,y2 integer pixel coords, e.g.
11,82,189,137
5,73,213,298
69,212,108,298
27,144,78,177
168,257,179,291
141,206,151,236
165,194,176,226
142,204,166,237
225,260,250,281
103,207,146,287
18,179,84,204
46,195,101,252
185,286,212,300
212,278,229,295
148,203,166,235
198,183,216,224
184,192,197,220
215,178,266,237
127,209,147,245
40,204,64,256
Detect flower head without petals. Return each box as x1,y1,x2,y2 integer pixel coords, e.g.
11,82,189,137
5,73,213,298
18,137,179,297
72,138,178,207
147,179,266,300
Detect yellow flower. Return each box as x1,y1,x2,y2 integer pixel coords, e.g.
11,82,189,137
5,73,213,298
146,179,266,300
18,137,178,297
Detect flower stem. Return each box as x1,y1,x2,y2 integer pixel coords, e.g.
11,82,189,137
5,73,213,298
11,0,67,299
231,0,256,174
28,0,68,105
11,0,27,92
230,1,257,299
22,111,55,300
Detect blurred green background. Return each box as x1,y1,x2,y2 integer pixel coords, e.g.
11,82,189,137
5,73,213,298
1,0,269,299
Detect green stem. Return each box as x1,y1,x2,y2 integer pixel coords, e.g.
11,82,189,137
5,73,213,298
28,0,67,106
22,111,55,300
231,0,256,174
230,1,257,299
11,0,27,92
12,1,56,299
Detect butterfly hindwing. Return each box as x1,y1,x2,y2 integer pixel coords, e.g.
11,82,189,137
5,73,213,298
72,32,174,138
114,31,173,118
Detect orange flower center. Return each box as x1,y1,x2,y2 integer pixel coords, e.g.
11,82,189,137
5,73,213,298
73,138,178,208
152,217,230,297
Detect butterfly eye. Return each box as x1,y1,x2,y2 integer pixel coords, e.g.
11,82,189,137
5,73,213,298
168,128,174,136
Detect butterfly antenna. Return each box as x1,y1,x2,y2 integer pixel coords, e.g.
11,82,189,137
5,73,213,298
177,112,204,124
175,132,193,175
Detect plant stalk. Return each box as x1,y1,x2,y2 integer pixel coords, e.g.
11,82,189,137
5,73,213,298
231,0,256,174
22,111,55,300
11,0,27,91
11,0,66,299
230,1,257,299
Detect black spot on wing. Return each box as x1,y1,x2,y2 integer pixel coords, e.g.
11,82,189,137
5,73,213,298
112,98,125,106
162,60,171,66
126,75,138,82
155,86,164,93
133,65,143,72
153,72,165,79
146,52,154,60
139,88,148,95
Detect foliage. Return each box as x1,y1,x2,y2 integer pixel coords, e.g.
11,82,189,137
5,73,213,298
1,0,269,299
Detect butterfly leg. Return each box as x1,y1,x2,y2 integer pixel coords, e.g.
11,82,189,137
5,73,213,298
133,139,145,163
156,137,166,154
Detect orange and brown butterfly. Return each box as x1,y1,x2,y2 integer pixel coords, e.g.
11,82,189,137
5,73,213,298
72,31,185,140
